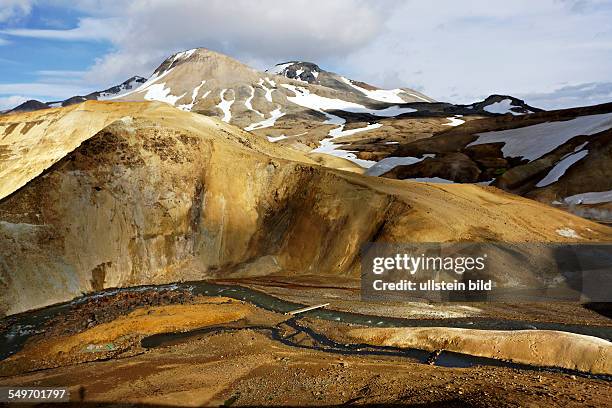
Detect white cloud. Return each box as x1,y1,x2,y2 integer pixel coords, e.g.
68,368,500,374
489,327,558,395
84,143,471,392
0,82,90,98
0,95,29,110
3,0,392,84
2,0,612,109
0,0,33,23
341,0,612,106
519,82,612,109
1,17,126,42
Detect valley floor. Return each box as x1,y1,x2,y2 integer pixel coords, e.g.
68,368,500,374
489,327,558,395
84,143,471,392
0,281,610,407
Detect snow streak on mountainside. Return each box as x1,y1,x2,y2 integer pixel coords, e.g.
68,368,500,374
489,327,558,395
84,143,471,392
467,112,612,161
4,48,548,174
367,102,612,223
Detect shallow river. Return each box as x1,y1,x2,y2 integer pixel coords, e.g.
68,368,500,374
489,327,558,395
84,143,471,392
1,281,611,380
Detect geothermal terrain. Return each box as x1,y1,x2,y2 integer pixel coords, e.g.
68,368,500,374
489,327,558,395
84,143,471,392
0,48,611,406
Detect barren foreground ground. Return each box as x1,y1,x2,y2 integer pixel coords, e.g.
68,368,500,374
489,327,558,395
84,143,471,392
0,282,610,407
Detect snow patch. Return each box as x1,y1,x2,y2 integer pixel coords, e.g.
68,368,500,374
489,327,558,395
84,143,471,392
172,49,197,62
267,63,292,74
245,86,264,116
535,150,588,187
177,80,206,111
564,190,612,205
267,135,288,142
340,77,406,103
217,89,234,123
329,122,382,138
258,79,275,103
483,99,527,115
556,228,581,239
443,115,465,127
244,107,285,131
98,77,145,100
114,67,176,100
405,92,432,102
467,113,612,160
311,123,381,168
143,83,185,106
366,156,426,177
282,84,416,117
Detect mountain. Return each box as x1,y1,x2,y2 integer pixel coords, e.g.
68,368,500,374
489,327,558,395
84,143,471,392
110,48,544,166
4,49,542,172
265,60,435,103
4,76,147,114
49,76,147,106
462,94,543,116
359,102,612,223
7,48,609,225
2,100,608,314
6,99,49,114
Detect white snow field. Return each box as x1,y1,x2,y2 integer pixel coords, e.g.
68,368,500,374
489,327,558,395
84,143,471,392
339,77,433,103
267,62,293,74
97,77,145,100
339,77,406,103
564,190,612,205
143,83,185,106
258,78,275,102
467,113,612,160
535,150,589,188
116,65,177,100
281,84,417,118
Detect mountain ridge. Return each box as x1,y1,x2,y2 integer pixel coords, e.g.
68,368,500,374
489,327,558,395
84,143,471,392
6,76,147,114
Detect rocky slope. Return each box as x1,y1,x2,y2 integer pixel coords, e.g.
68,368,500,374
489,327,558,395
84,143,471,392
1,101,610,315
344,103,612,222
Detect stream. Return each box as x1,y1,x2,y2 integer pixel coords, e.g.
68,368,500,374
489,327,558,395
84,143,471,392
1,281,611,379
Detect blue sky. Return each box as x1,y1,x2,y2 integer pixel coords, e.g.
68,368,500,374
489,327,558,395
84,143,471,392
1,0,611,110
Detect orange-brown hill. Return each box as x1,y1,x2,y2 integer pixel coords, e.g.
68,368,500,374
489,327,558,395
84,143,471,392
1,101,610,315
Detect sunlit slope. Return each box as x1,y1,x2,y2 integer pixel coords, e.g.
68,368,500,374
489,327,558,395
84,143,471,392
1,101,610,315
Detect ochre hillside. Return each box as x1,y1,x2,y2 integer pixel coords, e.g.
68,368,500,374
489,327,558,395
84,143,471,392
1,101,610,315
